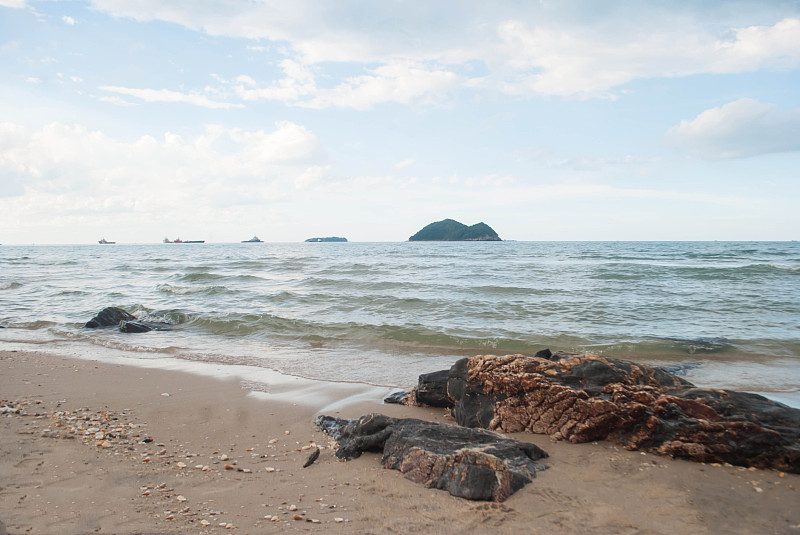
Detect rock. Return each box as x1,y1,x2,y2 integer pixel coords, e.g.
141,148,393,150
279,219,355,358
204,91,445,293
84,307,136,328
384,369,453,408
315,413,548,502
303,447,320,468
412,369,452,407
442,353,800,473
383,391,409,404
119,319,172,333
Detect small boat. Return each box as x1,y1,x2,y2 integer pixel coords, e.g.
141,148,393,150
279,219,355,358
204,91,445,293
163,238,204,244
98,238,115,244
242,236,264,243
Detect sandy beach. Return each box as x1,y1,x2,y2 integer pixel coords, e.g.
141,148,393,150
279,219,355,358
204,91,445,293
2,350,798,535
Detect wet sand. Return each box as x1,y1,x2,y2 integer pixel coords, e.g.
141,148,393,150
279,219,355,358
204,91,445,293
1,350,798,534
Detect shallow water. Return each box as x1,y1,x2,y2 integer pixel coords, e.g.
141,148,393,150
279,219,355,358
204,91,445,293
1,241,798,405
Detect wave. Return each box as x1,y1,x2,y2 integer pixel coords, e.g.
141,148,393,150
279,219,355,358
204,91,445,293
157,283,239,297
0,282,23,290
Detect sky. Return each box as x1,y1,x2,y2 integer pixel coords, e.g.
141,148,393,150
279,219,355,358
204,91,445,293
1,1,799,244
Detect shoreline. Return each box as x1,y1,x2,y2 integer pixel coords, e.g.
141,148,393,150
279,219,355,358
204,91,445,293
2,349,799,534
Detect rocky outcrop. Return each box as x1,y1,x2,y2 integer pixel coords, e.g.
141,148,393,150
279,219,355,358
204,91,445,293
441,353,800,473
316,413,547,502
118,320,173,333
84,308,173,333
84,307,136,328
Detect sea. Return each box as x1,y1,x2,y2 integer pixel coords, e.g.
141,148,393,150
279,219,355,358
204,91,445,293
1,241,799,408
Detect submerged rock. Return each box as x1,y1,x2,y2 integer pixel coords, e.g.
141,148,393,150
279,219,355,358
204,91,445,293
316,413,548,502
442,353,800,473
84,307,173,332
118,320,172,333
84,307,136,328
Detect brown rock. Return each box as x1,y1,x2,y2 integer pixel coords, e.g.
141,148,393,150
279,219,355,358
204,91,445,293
443,353,800,473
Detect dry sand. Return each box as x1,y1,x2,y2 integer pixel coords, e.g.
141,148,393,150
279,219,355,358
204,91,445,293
1,349,798,535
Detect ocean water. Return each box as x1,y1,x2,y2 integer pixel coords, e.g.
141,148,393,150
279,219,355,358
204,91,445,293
1,241,799,406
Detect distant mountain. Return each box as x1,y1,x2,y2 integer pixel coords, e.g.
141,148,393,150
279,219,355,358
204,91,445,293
305,237,348,242
409,219,501,241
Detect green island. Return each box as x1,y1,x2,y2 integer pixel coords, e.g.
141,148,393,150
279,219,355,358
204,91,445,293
409,219,501,241
305,237,348,242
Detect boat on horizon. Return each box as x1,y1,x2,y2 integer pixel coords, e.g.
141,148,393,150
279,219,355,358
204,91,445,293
163,238,204,244
242,236,264,243
98,238,115,244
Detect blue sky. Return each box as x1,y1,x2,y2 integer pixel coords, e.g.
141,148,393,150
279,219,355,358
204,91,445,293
1,0,799,243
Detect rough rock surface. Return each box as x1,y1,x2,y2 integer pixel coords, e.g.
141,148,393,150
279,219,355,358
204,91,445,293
84,307,136,328
84,307,172,332
118,320,173,333
447,353,800,473
316,413,548,502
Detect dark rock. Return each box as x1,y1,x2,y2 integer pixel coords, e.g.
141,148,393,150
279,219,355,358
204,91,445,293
383,391,409,404
84,307,136,328
408,369,452,407
443,353,800,473
316,413,547,502
118,320,172,333
302,447,320,468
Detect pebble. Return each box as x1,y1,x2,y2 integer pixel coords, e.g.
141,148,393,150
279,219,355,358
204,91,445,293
265,467,276,472
269,438,279,444
176,495,187,502
176,462,187,469
334,517,344,523
288,504,298,511
224,464,235,470
200,520,210,526
293,514,303,520
220,454,230,461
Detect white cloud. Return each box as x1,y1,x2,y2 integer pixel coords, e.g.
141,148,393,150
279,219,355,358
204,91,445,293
495,17,800,98
99,86,243,109
0,0,27,7
235,59,316,103
0,121,328,234
394,158,415,169
62,15,75,25
236,60,459,109
303,61,459,110
82,1,800,100
294,164,330,189
666,98,800,159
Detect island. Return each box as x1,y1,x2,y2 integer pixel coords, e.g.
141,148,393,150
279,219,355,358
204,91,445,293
408,219,501,241
305,237,348,242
